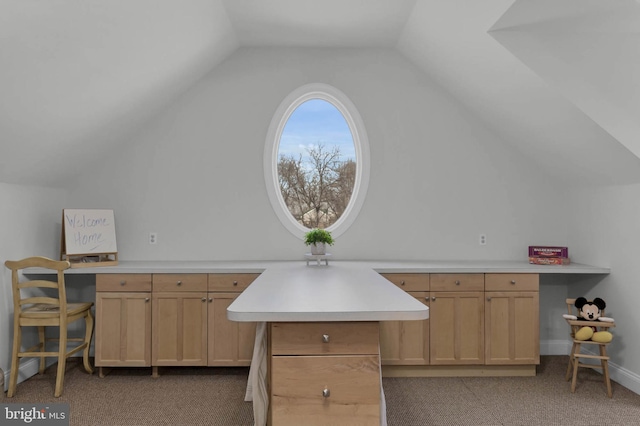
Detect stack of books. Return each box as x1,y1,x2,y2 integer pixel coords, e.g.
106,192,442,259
528,246,570,265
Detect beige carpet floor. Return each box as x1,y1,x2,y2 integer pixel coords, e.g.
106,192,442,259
2,356,640,425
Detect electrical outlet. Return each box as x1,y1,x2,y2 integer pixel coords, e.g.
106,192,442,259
479,234,487,245
149,232,157,244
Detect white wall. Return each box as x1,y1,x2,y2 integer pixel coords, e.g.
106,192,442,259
0,182,69,388
62,46,582,352
568,183,640,392
68,47,569,262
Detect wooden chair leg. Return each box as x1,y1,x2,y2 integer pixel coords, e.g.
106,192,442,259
570,343,581,393
566,342,577,381
600,346,613,398
54,326,68,398
7,324,21,398
82,311,94,374
38,326,46,374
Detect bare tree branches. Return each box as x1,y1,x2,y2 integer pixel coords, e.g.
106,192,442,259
278,143,355,229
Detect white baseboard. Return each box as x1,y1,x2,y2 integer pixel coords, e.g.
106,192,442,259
5,342,640,397
2,358,57,393
541,339,640,396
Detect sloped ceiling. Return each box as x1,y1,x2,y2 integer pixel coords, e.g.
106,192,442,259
1,0,639,187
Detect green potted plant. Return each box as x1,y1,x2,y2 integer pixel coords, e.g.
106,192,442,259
304,228,334,255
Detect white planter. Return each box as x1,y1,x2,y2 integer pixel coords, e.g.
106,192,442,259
310,242,326,255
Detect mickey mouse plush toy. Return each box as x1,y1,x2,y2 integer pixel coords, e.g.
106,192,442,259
563,297,614,343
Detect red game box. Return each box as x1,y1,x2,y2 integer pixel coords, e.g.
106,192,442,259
528,246,568,258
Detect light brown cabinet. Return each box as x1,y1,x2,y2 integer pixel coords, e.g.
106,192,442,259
485,273,540,365
152,274,208,366
380,272,539,371
379,274,430,365
96,272,260,373
270,322,381,426
95,274,152,375
430,274,485,365
207,273,259,366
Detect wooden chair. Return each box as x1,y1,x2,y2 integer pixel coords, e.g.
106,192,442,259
5,256,94,397
565,298,615,397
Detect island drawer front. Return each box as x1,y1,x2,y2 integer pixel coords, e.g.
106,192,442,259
152,274,208,292
485,273,539,291
380,273,429,291
271,355,380,425
208,273,260,292
430,274,484,291
271,322,379,356
96,274,152,292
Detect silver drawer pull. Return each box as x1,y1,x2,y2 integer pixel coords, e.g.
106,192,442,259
201,297,206,302
233,281,238,286
323,388,330,398
176,281,182,286
145,298,150,302
455,280,460,285
511,280,516,285
487,297,492,301
120,281,126,286
400,280,405,286
322,334,330,343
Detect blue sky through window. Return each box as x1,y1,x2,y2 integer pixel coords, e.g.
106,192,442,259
279,99,356,162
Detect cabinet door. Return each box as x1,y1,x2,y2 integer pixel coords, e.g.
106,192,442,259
429,291,484,365
95,292,151,367
485,291,540,365
208,292,256,366
152,291,208,366
380,292,429,365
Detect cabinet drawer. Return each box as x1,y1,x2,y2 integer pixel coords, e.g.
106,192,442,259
152,274,207,292
380,273,429,291
485,273,539,291
271,355,380,425
271,322,379,356
96,274,152,292
208,273,260,291
430,274,484,291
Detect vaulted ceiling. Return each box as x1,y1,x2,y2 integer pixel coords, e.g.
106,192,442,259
2,0,639,186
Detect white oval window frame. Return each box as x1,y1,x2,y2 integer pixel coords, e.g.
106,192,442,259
264,83,370,240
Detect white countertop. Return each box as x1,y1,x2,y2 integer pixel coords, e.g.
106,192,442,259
49,259,610,274
227,262,430,322
27,259,609,323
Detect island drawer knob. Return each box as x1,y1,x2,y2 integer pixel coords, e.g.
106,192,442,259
323,388,331,398
322,334,330,343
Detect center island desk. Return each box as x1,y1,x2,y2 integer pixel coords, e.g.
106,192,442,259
226,263,429,426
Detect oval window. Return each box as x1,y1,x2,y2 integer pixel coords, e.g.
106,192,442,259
264,84,369,239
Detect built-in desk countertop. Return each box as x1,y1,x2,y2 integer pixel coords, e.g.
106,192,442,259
45,259,609,322
51,259,610,275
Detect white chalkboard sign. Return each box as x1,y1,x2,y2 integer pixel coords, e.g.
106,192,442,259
61,209,118,267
